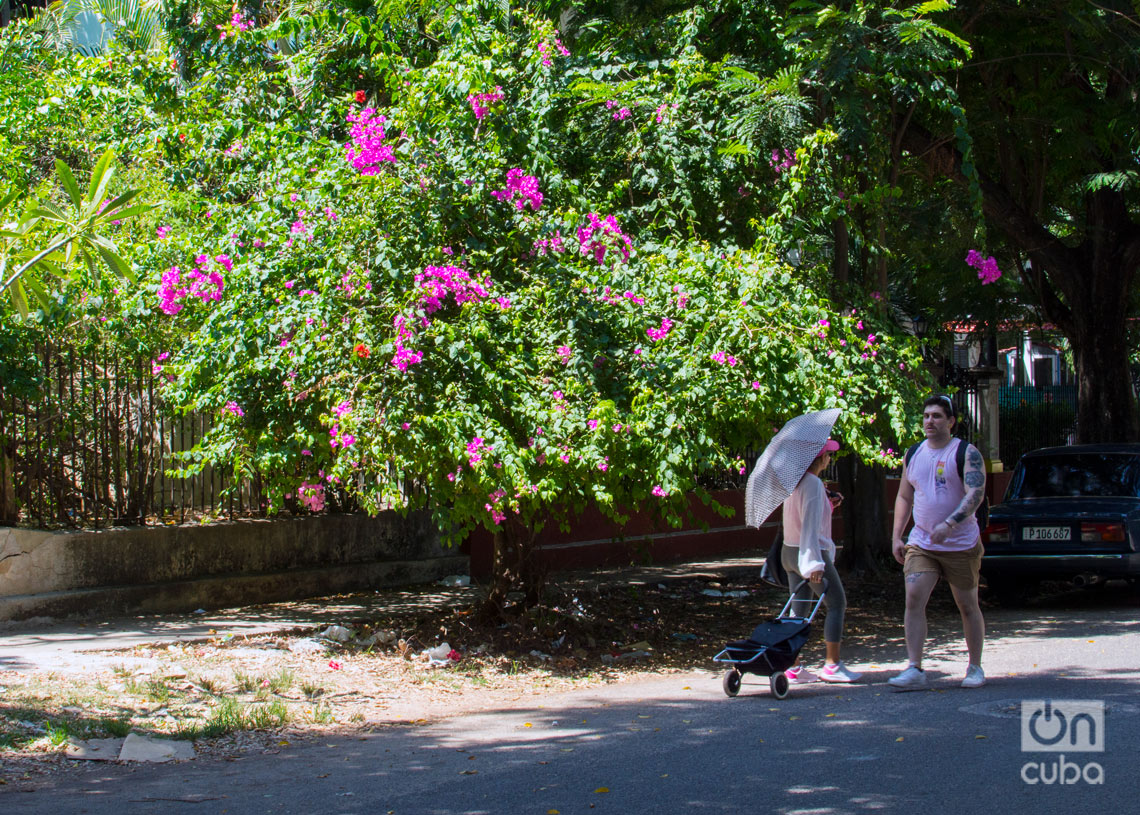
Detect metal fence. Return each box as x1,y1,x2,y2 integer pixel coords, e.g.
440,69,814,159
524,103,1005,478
999,385,1078,465
0,341,269,529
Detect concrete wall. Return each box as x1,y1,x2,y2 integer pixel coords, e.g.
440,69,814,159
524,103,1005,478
0,512,467,621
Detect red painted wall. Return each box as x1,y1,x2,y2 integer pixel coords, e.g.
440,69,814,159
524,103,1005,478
464,470,1011,579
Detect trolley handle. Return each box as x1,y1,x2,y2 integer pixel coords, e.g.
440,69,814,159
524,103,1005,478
778,577,829,622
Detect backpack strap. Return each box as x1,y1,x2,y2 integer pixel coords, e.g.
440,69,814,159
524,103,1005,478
955,437,968,481
903,441,923,470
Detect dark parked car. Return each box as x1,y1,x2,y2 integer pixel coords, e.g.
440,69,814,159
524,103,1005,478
982,444,1140,594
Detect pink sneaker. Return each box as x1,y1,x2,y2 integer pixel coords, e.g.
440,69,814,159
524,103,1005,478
818,662,862,683
785,665,817,684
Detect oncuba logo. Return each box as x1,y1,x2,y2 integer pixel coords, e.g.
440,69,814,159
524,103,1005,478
1020,700,1105,785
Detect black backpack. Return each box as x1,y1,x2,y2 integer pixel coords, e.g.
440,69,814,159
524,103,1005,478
903,440,990,530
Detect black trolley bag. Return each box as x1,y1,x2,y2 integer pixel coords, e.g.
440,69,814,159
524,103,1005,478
713,578,828,699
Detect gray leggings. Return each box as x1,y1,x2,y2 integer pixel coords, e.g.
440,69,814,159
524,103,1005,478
780,545,847,644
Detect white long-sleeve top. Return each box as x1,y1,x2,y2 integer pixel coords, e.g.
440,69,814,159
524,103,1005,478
782,472,835,577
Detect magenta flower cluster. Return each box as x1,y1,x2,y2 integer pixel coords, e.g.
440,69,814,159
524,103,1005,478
415,265,491,314
966,250,1002,285
536,34,569,66
533,230,565,256
770,148,796,173
391,314,423,371
217,11,253,40
391,266,492,370
491,168,543,211
297,480,325,512
344,109,397,175
655,103,679,123
224,400,244,417
467,87,504,121
577,213,632,265
159,255,226,315
646,318,674,341
605,100,631,120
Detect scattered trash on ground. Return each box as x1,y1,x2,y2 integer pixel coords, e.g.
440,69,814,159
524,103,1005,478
320,625,353,642
422,642,459,666
437,575,472,587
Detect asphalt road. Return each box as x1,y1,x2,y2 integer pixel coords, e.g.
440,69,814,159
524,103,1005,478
5,583,1138,814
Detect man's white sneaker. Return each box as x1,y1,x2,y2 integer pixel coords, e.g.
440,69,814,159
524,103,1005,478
888,665,929,691
961,664,986,688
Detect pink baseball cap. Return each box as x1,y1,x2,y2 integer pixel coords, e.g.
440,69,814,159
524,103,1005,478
821,438,840,453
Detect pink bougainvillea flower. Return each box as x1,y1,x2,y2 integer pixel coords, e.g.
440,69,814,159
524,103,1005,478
224,400,244,417
490,168,543,211
966,249,1002,284
344,108,397,174
652,485,668,497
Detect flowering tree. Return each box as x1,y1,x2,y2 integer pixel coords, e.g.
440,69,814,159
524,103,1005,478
106,8,928,614
0,4,935,608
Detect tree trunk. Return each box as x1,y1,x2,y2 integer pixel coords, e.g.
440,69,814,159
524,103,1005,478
835,456,887,576
1,451,16,525
1073,321,1139,443
478,520,546,621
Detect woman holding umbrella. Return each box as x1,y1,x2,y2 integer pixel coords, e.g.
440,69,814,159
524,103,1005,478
780,438,862,683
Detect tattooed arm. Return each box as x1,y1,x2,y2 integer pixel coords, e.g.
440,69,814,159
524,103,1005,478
930,444,986,544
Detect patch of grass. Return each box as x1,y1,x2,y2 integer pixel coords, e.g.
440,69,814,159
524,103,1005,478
267,668,294,695
100,717,132,738
311,704,335,725
178,697,246,740
300,681,326,700
246,700,289,730
144,679,171,704
175,696,291,740
233,670,259,693
45,722,71,747
192,675,223,695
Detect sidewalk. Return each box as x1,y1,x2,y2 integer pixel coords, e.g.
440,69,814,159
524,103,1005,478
0,553,770,675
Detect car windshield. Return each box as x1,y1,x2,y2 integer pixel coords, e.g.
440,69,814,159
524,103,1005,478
1009,454,1140,499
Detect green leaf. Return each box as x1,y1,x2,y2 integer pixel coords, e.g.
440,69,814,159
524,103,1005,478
85,148,118,212
54,159,83,209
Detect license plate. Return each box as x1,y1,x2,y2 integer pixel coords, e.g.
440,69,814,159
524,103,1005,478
1023,526,1071,542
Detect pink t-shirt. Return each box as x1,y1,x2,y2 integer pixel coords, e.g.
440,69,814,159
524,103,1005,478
905,437,979,552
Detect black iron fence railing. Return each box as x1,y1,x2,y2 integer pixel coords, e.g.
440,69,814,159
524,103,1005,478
0,341,270,529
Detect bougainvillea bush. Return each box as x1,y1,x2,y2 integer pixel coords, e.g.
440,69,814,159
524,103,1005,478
2,4,931,606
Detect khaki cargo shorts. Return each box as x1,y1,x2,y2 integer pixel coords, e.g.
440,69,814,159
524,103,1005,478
904,539,984,590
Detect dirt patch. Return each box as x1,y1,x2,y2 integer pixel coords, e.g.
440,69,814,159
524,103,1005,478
1,559,965,779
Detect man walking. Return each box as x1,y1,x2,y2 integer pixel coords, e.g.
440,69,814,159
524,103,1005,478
889,395,987,690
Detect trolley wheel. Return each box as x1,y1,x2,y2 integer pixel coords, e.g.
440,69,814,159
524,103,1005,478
722,669,742,697
769,671,790,700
